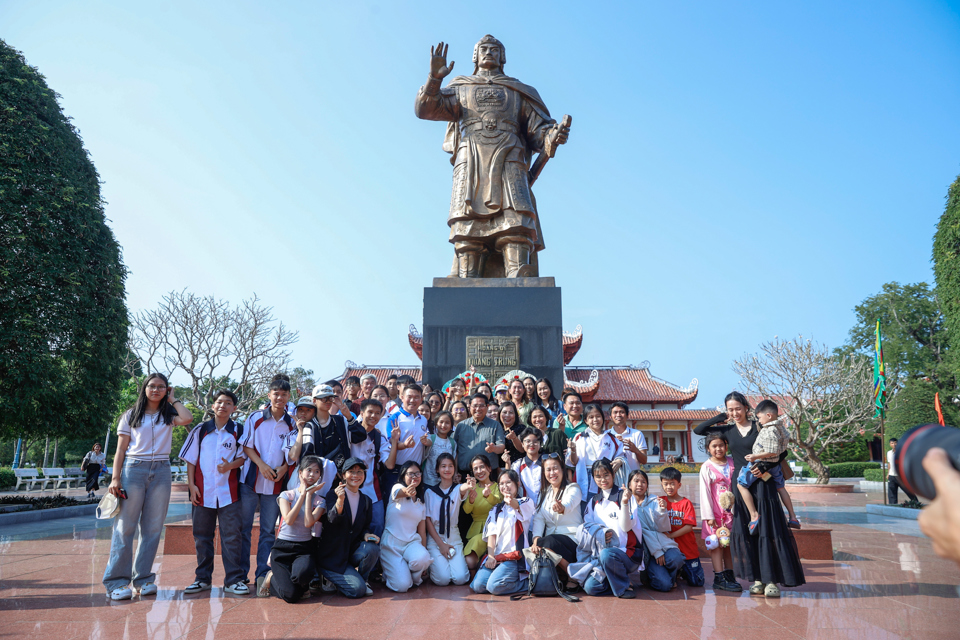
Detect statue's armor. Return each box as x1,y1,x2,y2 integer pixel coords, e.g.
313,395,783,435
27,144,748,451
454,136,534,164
447,82,537,246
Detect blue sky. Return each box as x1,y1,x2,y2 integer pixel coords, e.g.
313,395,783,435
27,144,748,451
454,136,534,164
4,1,959,406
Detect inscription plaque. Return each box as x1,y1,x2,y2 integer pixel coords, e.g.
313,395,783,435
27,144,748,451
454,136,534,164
466,336,519,382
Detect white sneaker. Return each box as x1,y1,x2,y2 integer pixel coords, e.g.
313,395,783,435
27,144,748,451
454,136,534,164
138,583,158,596
184,581,211,594
321,577,336,593
224,582,250,595
109,587,132,601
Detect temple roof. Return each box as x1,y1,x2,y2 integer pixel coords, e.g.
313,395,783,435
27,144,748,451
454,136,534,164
565,365,699,405
627,409,718,422
339,364,422,386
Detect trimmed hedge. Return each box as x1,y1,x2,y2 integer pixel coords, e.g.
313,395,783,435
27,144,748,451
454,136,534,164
827,462,881,477
0,467,14,489
864,468,884,482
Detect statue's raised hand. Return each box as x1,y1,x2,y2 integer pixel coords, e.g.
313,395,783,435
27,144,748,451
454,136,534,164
430,41,455,79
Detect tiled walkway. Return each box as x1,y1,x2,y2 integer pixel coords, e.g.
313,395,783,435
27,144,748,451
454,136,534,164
1,487,957,639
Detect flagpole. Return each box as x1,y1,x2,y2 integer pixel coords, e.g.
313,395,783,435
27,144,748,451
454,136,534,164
881,415,887,504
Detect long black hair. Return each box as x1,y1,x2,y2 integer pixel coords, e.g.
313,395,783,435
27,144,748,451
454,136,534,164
526,405,552,430
537,453,571,510
535,377,560,414
129,373,178,429
397,460,427,503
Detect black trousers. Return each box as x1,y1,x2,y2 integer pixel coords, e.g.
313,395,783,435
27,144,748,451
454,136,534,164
85,464,101,492
538,533,578,564
888,475,917,505
270,538,316,603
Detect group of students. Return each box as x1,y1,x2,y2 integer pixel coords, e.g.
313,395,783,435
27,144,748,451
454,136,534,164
100,372,805,602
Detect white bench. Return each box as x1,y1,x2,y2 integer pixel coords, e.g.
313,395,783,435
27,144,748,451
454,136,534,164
14,468,49,492
41,467,78,490
171,465,187,482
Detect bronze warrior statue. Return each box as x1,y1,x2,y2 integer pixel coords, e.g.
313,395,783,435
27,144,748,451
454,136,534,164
415,35,571,278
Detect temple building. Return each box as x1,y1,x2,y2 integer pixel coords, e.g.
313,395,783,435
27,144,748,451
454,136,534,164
333,325,718,463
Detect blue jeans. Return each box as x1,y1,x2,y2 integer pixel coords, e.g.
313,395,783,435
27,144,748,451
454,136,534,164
680,558,705,586
103,459,172,592
645,547,685,592
319,541,380,598
368,499,385,538
470,560,527,595
239,483,282,580
583,547,640,597
738,462,785,489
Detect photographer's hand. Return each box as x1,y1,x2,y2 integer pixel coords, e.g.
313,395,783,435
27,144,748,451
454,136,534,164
919,448,960,567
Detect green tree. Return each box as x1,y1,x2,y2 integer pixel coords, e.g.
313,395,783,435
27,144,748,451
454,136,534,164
837,282,951,393
886,378,960,441
933,173,960,391
0,41,127,443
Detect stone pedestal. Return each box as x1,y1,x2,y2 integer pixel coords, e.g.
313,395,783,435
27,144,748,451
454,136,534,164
422,277,563,389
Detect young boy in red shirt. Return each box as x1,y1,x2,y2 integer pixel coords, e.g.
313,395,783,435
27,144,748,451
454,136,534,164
660,467,705,587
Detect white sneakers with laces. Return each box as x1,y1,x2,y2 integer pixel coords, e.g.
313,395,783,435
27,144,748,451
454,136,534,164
224,582,250,595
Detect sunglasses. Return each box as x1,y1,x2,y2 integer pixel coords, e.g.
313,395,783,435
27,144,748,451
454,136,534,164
542,453,562,460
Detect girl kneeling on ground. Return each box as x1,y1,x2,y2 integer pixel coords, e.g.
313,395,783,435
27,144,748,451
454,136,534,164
426,453,473,586
629,469,685,591
470,470,536,595
260,456,326,601
581,459,644,598
382,461,432,592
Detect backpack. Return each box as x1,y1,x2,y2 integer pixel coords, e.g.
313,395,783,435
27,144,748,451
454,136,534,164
511,548,580,602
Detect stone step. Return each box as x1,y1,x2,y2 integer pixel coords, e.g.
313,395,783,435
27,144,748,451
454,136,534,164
693,526,833,560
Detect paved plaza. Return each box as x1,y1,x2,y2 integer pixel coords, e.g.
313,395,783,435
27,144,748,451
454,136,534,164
1,484,957,640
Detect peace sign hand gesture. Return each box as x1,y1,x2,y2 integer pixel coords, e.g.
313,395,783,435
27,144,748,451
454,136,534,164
430,41,455,80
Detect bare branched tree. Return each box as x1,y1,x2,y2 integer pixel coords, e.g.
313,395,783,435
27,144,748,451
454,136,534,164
733,336,875,483
127,290,298,413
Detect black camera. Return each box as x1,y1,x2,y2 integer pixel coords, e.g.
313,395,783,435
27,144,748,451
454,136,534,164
893,423,960,500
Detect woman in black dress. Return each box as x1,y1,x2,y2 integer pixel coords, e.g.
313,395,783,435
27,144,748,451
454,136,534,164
694,391,804,597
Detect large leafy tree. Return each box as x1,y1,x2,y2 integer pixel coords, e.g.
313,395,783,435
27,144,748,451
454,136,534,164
933,173,960,390
837,282,951,394
0,40,127,443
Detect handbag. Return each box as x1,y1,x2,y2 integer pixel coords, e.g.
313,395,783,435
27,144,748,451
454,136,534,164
80,454,89,472
780,459,795,481
510,548,580,602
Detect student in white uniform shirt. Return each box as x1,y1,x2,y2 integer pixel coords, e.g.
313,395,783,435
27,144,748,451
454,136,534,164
349,398,399,538
566,404,625,502
425,453,473,586
282,397,337,494
383,384,430,492
582,459,644,598
239,374,296,590
381,460,433,592
470,469,536,595
422,411,457,487
511,427,544,504
608,401,648,486
180,390,249,596
103,373,194,601
259,456,327,601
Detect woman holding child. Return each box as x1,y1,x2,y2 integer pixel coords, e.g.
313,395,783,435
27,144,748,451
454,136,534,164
694,391,805,597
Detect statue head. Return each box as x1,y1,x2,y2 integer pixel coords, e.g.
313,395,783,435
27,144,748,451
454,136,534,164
473,35,505,73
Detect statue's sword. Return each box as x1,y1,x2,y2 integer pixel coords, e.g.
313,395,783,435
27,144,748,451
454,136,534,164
528,114,572,186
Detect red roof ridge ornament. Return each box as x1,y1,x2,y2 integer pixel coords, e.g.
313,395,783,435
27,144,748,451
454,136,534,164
562,325,583,365
408,324,423,361
563,369,600,402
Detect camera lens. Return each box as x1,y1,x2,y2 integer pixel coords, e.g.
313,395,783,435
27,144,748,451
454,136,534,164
894,423,960,500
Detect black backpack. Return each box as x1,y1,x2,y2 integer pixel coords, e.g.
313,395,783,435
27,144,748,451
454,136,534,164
510,549,580,602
